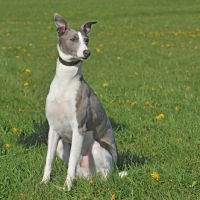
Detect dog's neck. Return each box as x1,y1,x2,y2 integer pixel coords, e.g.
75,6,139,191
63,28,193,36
59,56,81,66
55,45,83,88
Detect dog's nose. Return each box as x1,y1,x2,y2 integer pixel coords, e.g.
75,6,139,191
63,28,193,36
83,50,91,58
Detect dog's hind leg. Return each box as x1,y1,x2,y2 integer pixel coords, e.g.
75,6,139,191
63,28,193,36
91,141,113,178
56,139,71,164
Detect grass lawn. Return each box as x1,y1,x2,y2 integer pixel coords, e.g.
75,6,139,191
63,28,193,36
0,0,200,199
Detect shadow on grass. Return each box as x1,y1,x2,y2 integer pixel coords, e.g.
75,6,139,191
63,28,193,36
109,118,126,132
17,117,126,147
17,120,49,147
109,118,149,169
17,118,148,168
117,151,148,170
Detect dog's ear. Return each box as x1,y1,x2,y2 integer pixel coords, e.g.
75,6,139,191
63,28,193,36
54,13,69,36
81,21,97,37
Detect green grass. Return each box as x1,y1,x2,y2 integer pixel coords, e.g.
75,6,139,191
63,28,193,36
1,0,200,199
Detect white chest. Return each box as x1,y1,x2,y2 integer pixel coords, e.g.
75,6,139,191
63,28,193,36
45,62,82,142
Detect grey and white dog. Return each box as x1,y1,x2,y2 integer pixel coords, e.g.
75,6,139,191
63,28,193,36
41,13,117,191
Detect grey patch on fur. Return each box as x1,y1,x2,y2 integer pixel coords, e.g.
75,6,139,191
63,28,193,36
75,77,117,163
58,29,84,57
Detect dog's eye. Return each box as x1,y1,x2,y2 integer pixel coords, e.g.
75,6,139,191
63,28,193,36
70,38,76,42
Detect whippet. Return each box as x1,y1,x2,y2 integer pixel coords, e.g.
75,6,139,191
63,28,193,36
41,13,117,191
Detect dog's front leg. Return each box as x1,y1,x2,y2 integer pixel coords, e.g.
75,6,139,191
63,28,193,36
64,125,84,191
41,127,60,183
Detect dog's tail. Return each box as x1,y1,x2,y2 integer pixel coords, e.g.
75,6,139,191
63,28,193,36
118,171,128,178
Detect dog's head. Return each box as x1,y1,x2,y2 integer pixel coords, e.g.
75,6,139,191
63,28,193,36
54,13,97,62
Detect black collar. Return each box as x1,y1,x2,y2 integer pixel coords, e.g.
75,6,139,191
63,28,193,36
59,56,82,66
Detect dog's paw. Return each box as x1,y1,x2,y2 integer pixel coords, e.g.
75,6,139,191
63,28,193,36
41,176,50,184
64,175,73,191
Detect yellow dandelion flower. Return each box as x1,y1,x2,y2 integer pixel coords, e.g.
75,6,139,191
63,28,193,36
2,46,6,50
152,41,157,45
120,100,125,104
134,72,138,76
24,82,29,87
29,43,33,47
25,69,30,73
103,83,108,87
151,87,155,91
111,194,116,200
16,55,20,59
151,172,160,180
144,101,150,106
110,100,115,103
89,179,94,184
12,127,18,133
6,144,11,149
176,138,182,142
27,54,31,57
131,101,137,106
96,48,101,53
126,100,130,103
117,56,121,60
184,86,190,91
166,44,172,48
175,107,179,111
18,108,23,112
156,113,165,120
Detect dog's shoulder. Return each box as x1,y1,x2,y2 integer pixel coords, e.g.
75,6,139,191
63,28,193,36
75,77,105,133
75,77,92,134
76,77,103,114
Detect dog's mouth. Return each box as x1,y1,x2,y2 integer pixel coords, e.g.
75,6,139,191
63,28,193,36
78,55,90,61
80,56,90,60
